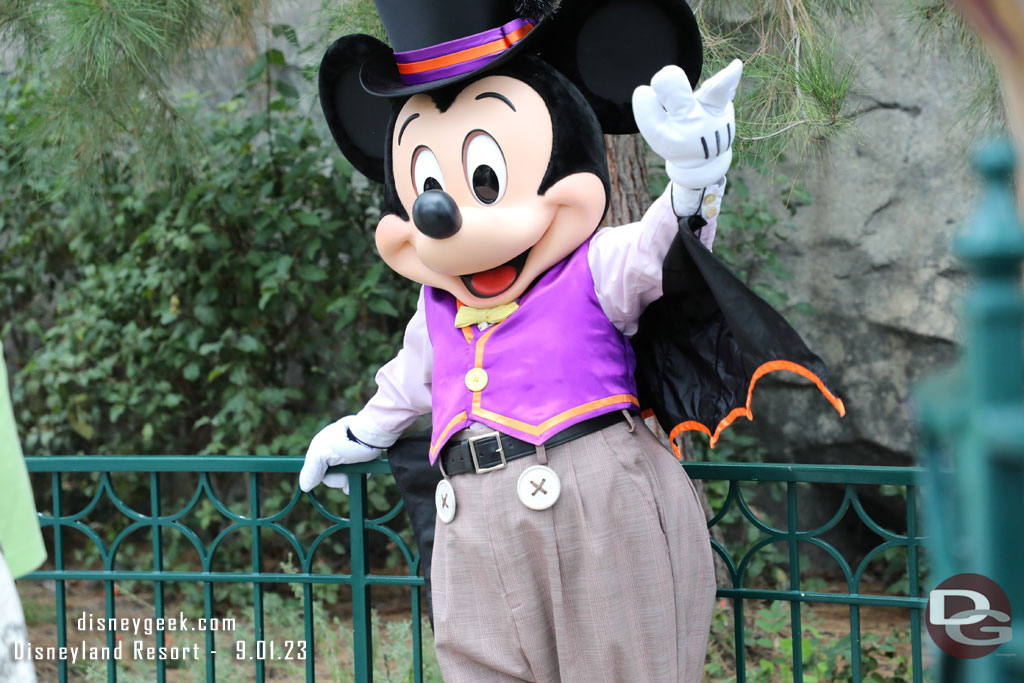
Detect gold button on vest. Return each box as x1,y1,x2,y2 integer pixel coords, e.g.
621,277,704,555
465,368,489,392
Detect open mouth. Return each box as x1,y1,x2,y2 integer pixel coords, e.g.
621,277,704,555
460,249,531,299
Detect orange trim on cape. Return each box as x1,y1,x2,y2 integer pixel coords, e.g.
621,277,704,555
666,359,846,459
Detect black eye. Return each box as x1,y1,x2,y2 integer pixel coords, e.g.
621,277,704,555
464,132,507,205
413,147,446,195
472,166,500,204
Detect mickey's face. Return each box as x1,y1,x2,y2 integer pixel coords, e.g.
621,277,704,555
375,74,607,307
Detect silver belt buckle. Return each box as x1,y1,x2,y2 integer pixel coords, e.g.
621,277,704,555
467,432,507,473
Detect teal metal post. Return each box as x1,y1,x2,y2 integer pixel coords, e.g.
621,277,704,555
250,473,266,681
350,473,374,682
150,472,168,683
916,140,1024,682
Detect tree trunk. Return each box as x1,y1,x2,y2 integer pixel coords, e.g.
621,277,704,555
604,133,733,588
603,134,651,227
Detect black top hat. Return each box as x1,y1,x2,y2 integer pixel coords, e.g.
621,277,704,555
320,0,703,181
359,0,558,96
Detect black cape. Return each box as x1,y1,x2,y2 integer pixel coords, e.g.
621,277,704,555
630,216,844,456
387,215,844,625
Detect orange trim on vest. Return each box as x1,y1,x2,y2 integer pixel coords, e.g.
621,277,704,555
666,359,847,459
454,302,474,343
472,394,641,437
395,25,533,75
430,411,470,459
429,314,508,456
429,305,640,453
475,323,500,365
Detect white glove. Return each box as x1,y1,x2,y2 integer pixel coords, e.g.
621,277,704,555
633,59,743,190
299,415,383,494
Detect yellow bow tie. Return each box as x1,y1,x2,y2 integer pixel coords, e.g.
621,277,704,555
454,302,519,328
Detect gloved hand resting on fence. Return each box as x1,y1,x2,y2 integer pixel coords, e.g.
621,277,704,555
299,415,387,495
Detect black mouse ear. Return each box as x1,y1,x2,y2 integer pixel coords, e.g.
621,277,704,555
319,34,397,183
541,0,703,135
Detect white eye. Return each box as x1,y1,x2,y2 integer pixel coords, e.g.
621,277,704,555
464,132,507,205
412,147,446,195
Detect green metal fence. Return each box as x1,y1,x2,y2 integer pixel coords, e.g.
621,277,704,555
21,456,926,682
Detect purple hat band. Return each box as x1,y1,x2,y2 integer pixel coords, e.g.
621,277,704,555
394,17,536,86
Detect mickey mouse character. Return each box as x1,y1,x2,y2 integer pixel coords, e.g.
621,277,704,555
301,1,845,679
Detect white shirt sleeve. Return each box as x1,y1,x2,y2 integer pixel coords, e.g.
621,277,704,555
349,287,434,447
589,178,726,336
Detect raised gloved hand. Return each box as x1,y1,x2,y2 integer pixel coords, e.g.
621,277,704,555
299,415,384,494
633,59,743,190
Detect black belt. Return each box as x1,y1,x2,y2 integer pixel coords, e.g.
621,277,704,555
440,411,626,476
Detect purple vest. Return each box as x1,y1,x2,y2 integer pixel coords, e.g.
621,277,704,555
424,239,639,462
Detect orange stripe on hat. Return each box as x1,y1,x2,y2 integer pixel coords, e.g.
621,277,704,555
396,25,533,75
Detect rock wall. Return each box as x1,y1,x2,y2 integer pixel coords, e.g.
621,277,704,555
728,0,981,468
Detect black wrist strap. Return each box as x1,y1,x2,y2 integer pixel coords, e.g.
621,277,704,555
670,184,707,219
347,427,387,451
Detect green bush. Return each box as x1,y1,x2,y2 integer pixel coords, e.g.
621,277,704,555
1,58,417,458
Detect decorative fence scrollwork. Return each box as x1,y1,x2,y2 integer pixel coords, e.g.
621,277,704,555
24,456,926,682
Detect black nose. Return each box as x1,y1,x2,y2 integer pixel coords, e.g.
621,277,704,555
413,190,462,239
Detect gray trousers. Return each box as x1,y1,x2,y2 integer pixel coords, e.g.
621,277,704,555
431,417,715,682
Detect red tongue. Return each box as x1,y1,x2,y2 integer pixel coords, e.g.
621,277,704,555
471,265,517,296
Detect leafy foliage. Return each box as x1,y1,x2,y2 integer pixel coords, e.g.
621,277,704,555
1,52,418,457
649,163,813,311
704,600,923,682
713,173,815,311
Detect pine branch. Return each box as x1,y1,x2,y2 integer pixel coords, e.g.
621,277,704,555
697,0,865,169
783,0,808,121
740,120,811,141
1,0,267,189
902,0,1004,135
